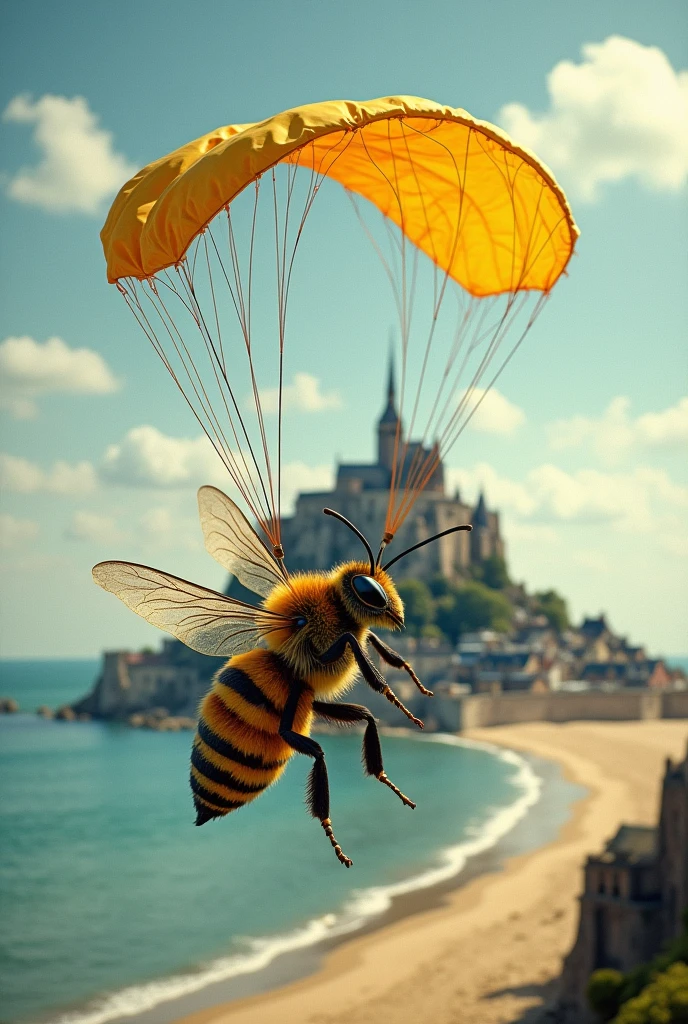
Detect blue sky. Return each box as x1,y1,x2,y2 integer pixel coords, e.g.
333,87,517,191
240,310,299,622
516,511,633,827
0,0,686,656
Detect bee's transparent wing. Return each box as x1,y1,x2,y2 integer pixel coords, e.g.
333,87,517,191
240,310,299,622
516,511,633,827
92,561,287,657
197,486,288,598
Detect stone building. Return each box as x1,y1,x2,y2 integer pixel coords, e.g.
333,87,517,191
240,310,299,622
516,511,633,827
559,741,688,1017
280,357,503,580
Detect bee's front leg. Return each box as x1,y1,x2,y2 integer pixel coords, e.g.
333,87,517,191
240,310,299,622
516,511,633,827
317,633,424,729
368,632,433,696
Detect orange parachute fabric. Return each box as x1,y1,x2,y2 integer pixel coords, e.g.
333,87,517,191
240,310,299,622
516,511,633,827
101,96,578,296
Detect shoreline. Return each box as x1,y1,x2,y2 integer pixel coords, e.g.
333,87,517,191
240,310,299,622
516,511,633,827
43,733,574,1024
162,720,687,1024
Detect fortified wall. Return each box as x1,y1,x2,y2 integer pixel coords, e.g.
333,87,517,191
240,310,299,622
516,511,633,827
430,689,688,733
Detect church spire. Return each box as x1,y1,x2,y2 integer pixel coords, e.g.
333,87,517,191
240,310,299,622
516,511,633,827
379,345,398,425
378,344,401,472
386,345,396,407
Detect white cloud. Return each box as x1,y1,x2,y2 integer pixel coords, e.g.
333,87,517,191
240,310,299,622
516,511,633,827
101,426,223,489
2,94,136,214
0,514,39,549
466,388,525,435
548,396,688,464
447,463,536,517
0,453,97,495
279,461,334,513
99,425,333,515
0,336,120,418
257,373,343,414
65,511,124,544
450,461,688,533
498,36,688,200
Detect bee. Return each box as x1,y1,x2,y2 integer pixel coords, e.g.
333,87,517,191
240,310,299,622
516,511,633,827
93,485,470,867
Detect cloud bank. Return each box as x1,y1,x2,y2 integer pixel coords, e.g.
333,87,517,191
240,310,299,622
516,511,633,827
3,94,136,214
499,36,688,200
257,373,343,415
548,396,688,464
0,336,120,418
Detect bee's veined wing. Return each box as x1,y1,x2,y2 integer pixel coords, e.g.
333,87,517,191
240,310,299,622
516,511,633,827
197,486,287,598
92,561,286,657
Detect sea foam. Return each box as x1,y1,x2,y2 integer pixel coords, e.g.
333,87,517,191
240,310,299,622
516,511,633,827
46,735,541,1024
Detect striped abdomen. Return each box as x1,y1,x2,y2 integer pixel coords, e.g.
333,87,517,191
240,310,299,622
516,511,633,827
191,648,312,826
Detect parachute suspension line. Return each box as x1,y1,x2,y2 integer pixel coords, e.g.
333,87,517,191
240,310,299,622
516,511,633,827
117,277,270,529
349,117,556,542
357,128,413,536
395,121,473,525
385,120,472,537
174,257,277,535
150,269,275,532
119,130,355,555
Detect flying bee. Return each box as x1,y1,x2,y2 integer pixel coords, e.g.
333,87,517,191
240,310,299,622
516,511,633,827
93,485,471,867
95,97,575,867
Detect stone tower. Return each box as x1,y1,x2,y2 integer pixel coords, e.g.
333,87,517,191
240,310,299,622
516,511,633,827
378,351,400,472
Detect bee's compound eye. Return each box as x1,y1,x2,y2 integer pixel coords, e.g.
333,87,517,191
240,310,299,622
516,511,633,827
351,575,388,609
295,617,307,628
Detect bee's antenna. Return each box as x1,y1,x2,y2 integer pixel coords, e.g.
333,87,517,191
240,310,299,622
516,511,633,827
381,524,473,572
323,509,376,576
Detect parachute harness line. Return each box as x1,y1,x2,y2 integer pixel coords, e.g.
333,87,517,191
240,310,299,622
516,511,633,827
105,98,577,563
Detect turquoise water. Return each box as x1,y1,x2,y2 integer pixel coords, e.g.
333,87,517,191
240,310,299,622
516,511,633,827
0,661,552,1024
0,659,100,712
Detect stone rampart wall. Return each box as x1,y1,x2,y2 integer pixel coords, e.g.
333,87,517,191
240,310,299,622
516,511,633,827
437,689,688,732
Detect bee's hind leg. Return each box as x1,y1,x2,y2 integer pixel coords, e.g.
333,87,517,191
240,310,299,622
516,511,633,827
313,701,416,810
280,684,353,868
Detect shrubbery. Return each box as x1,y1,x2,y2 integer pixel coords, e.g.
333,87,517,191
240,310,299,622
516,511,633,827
588,911,688,1021
587,969,624,1019
614,962,688,1023
396,574,513,642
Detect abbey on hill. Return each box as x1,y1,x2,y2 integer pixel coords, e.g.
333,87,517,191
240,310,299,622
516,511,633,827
280,356,503,579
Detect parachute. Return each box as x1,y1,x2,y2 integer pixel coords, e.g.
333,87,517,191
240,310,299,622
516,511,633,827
101,96,578,561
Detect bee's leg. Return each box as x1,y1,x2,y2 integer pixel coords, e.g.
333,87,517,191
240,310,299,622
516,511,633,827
279,684,352,868
313,701,416,809
318,633,424,729
368,632,433,696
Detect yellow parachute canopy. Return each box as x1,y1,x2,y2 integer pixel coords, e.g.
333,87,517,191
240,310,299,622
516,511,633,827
101,96,578,296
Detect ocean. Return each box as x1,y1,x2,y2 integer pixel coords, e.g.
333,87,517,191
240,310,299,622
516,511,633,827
0,659,585,1024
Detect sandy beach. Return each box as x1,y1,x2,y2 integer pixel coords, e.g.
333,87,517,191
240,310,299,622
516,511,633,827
169,720,688,1024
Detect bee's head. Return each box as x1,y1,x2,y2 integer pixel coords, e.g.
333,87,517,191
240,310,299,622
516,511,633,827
322,508,404,630
322,507,472,632
331,560,404,631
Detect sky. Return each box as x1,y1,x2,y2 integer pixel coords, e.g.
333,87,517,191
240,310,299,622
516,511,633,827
0,0,686,657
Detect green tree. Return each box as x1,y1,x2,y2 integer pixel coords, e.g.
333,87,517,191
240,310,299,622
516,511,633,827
614,962,688,1023
534,589,570,631
427,574,452,599
587,969,624,1020
475,554,510,590
397,579,435,638
435,581,512,643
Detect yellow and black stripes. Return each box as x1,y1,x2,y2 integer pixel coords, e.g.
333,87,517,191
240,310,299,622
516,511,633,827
191,649,313,825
